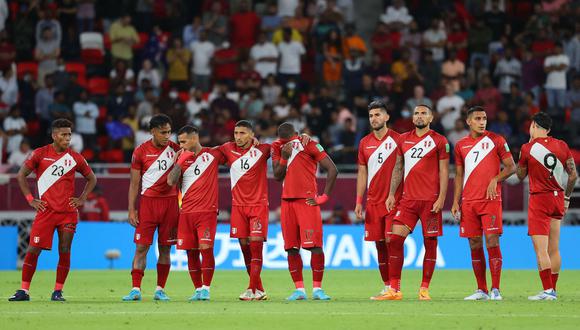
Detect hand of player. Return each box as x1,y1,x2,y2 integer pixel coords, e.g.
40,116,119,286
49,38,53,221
299,133,311,146
354,203,363,220
564,198,570,213
281,142,293,160
306,194,328,206
172,148,184,163
69,196,86,208
385,195,396,212
486,177,498,200
431,198,444,213
128,209,139,227
451,201,460,221
29,199,47,212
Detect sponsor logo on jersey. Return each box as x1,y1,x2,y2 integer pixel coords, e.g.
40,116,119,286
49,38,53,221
146,154,159,157
366,146,377,149
43,158,56,161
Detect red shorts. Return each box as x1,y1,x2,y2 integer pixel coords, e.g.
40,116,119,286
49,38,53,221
230,205,269,239
460,200,503,238
281,199,323,250
177,211,217,250
394,199,443,237
364,203,395,241
29,209,78,250
528,192,565,236
135,196,179,246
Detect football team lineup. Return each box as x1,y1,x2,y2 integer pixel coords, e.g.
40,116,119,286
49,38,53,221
6,102,578,304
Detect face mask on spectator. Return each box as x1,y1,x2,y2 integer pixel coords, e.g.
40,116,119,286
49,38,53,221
401,110,411,118
287,82,296,89
169,91,178,99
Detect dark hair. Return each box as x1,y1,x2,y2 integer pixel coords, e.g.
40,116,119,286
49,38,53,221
415,104,433,113
235,120,254,131
368,100,388,114
149,114,172,130
467,106,486,117
177,125,199,135
51,118,73,131
532,112,552,130
277,122,296,139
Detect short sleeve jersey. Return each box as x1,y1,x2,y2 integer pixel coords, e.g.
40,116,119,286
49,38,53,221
454,131,513,202
219,142,270,206
131,140,180,197
24,144,92,212
271,137,328,199
179,148,225,213
518,137,573,194
399,130,450,201
357,130,403,205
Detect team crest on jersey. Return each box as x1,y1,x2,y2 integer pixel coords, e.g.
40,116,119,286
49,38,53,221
249,149,258,158
481,142,490,150
201,154,210,162
178,239,183,246
135,234,141,241
63,158,73,167
166,151,174,159
305,229,314,240
33,236,40,244
424,140,433,148
385,142,394,150
252,218,262,232
203,227,210,239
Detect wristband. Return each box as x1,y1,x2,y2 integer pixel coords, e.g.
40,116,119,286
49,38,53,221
356,195,363,205
565,199,570,209
279,158,288,166
176,150,194,167
314,194,329,205
564,196,570,201
25,194,34,203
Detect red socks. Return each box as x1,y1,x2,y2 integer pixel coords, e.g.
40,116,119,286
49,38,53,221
200,248,215,287
156,263,170,289
487,246,502,290
552,273,559,291
470,247,488,293
187,249,202,288
131,269,144,288
376,241,390,285
311,252,325,288
55,252,71,291
388,234,405,291
287,253,304,289
240,243,252,275
249,241,264,292
539,268,553,291
421,238,437,288
21,252,39,291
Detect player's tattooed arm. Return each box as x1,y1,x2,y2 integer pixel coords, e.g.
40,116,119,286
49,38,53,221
167,164,182,186
17,164,47,212
386,155,402,212
564,158,578,198
516,165,527,180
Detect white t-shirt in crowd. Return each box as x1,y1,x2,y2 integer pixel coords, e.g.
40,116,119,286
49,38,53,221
250,42,279,79
437,95,465,132
423,28,447,61
544,54,570,90
73,101,99,134
278,0,299,17
191,40,215,76
278,41,305,75
3,116,26,153
137,68,161,88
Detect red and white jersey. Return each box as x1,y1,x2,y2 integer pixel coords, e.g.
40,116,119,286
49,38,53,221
455,131,513,202
24,144,92,213
219,142,270,206
518,137,573,194
131,140,180,197
357,130,403,205
271,137,328,199
179,148,225,213
399,130,450,201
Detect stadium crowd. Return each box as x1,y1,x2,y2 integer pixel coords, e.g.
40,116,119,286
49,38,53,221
0,0,580,169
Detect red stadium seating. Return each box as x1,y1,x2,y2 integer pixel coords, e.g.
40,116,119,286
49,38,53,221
81,49,104,65
87,78,110,96
16,62,39,80
65,62,87,87
81,149,95,162
178,91,190,103
101,149,124,163
134,32,148,49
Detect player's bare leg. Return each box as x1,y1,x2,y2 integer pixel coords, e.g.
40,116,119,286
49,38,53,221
370,240,391,300
377,224,409,301
52,230,74,301
286,248,307,300
9,246,42,301
419,237,437,301
198,243,214,301
153,244,171,301
308,247,330,300
464,236,489,300
123,244,150,301
484,234,502,300
529,235,557,300
548,219,561,291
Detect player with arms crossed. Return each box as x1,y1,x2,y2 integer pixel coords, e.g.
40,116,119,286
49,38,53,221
167,125,225,301
451,106,515,301
124,114,180,301
9,119,97,302
385,105,449,301
516,112,577,301
272,122,338,300
354,101,402,300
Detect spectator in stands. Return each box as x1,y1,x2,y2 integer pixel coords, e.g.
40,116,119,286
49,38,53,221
190,30,215,93
36,9,62,46
143,25,169,66
35,26,61,87
531,29,555,59
186,88,208,122
58,0,77,33
240,88,264,120
488,110,512,138
288,4,312,41
322,29,344,89
466,57,489,91
423,18,446,65
418,50,441,95
484,0,508,40
49,90,73,121
324,205,352,225
107,83,132,120
0,31,15,73
73,89,99,148
502,82,525,128
261,74,282,106
400,20,422,65
273,95,291,120
137,59,161,89
405,85,432,112
371,22,399,64
568,23,580,76
110,59,135,90
16,70,36,120
473,74,502,120
76,0,96,32
182,16,202,48
136,87,155,122
203,1,228,46
272,17,303,45
380,0,413,30
456,77,474,103
343,24,366,94
441,50,465,92
447,21,468,64
210,82,239,119
35,74,55,136
166,37,191,91
568,75,580,146
7,139,31,172
109,15,139,64
447,118,469,147
468,18,493,67
277,27,305,87
0,0,7,33
261,2,281,40
236,59,262,94
80,185,110,222
0,63,17,107
70,129,84,153
13,5,35,61
3,105,27,155
212,41,239,87
364,53,389,79
251,31,279,80
544,42,570,114
317,0,344,26
437,84,465,133
494,47,522,97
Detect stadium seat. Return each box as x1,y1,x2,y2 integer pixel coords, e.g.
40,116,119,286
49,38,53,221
81,48,104,65
26,120,40,136
98,106,107,119
101,149,124,163
88,78,110,96
16,62,39,80
178,91,190,103
80,32,104,51
97,136,109,150
81,149,95,162
103,34,111,50
134,32,148,49
65,62,87,86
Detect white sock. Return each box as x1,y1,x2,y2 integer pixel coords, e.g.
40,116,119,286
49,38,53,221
22,289,29,294
132,287,141,292
155,286,163,291
313,287,321,291
202,285,210,291
297,288,306,293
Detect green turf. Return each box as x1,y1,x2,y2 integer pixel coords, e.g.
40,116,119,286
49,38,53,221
1,269,579,329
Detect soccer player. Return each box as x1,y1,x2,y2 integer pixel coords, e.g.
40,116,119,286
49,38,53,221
271,122,338,301
516,112,577,301
123,114,180,301
9,119,97,302
451,106,515,301
384,104,450,301
167,125,225,301
218,120,270,301
354,101,402,299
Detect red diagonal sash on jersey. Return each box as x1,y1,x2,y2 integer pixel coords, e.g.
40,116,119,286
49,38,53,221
463,136,495,187
181,152,215,197
230,146,263,189
141,145,175,195
367,136,397,188
37,153,77,198
530,142,568,189
403,135,436,179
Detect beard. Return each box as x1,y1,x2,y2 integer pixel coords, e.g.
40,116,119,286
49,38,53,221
372,123,386,131
414,123,428,129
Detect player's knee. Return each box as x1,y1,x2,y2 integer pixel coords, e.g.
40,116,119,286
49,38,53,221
238,238,249,246
199,244,212,250
249,237,264,243
468,237,483,249
484,235,499,247
27,246,41,255
58,245,71,253
135,244,149,255
286,248,300,255
309,247,323,254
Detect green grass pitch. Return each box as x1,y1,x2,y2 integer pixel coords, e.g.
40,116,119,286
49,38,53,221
1,269,579,329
